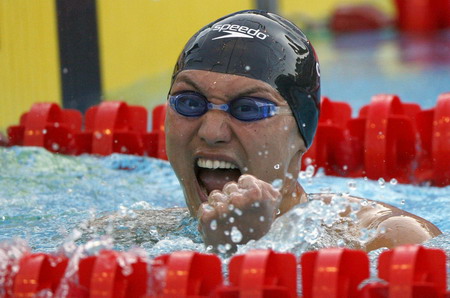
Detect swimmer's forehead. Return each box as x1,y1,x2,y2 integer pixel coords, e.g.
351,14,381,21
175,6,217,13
171,70,288,105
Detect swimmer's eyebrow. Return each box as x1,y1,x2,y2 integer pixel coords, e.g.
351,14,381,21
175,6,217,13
172,76,203,93
174,74,283,103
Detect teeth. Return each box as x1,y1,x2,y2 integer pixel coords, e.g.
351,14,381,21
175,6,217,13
197,158,238,170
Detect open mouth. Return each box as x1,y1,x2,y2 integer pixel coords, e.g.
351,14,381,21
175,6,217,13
195,158,242,197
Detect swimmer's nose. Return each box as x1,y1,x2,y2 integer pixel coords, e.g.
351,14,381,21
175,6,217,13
197,110,232,145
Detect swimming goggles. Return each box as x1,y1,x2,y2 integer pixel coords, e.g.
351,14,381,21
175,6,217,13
169,91,292,122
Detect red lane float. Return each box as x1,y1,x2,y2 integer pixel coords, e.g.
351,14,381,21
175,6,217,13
151,251,222,297
360,245,447,297
394,0,450,32
217,249,297,297
6,101,167,160
1,245,448,297
12,253,68,297
301,248,369,298
348,94,419,183
75,101,167,159
7,103,82,154
416,93,450,186
5,93,450,186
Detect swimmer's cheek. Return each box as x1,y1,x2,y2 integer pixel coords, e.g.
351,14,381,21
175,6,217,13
364,216,436,251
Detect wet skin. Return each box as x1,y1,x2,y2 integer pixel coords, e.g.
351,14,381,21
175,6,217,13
165,69,441,252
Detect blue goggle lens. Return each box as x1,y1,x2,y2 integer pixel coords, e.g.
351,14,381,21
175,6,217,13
169,92,277,121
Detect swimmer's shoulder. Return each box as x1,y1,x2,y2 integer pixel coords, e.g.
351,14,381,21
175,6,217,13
307,192,442,251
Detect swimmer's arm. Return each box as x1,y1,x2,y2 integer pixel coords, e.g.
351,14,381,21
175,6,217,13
349,196,442,251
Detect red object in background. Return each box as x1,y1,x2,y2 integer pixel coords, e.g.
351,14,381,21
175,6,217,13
217,249,297,297
302,97,357,176
142,104,168,160
7,103,82,154
347,94,420,183
0,131,8,146
329,4,392,33
361,245,447,298
394,0,450,32
301,248,370,298
75,101,148,156
13,253,68,296
75,101,168,159
416,92,450,186
151,251,223,297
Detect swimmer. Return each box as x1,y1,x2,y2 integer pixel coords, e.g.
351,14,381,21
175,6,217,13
165,10,441,252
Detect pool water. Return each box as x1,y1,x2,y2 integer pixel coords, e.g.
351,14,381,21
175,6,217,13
0,146,449,254
1,29,450,290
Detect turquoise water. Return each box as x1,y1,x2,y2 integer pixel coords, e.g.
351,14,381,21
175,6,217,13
0,146,449,255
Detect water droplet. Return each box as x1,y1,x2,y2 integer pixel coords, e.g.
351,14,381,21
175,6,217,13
259,216,265,222
51,143,60,151
258,151,262,156
210,220,217,230
342,165,348,170
42,129,47,135
63,67,69,74
274,163,280,170
234,208,243,216
283,125,289,131
285,172,293,180
305,165,315,178
299,171,307,179
302,123,306,127
242,167,248,172
94,131,102,139
271,179,283,190
304,157,313,165
218,244,228,254
120,146,128,153
228,204,234,211
229,217,235,223
400,199,405,205
252,202,260,208
224,230,230,236
249,228,254,233
276,209,281,215
363,176,368,181
264,150,269,156
230,226,243,243
347,180,357,191
245,65,251,71
390,178,398,185
378,178,386,188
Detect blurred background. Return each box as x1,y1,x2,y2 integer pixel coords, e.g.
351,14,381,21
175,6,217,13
1,0,449,134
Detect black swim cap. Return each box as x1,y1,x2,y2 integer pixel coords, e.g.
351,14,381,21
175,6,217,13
171,10,321,148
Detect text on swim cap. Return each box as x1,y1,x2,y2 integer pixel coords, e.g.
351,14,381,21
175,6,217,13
212,24,268,40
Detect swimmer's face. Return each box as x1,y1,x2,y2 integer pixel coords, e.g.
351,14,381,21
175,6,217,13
166,70,306,216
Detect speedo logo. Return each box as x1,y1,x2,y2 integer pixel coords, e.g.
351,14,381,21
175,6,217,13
211,24,268,40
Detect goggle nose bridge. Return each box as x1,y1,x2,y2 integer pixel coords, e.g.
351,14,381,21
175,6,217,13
206,102,230,112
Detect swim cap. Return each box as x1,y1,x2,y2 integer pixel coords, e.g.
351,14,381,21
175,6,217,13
171,10,320,148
